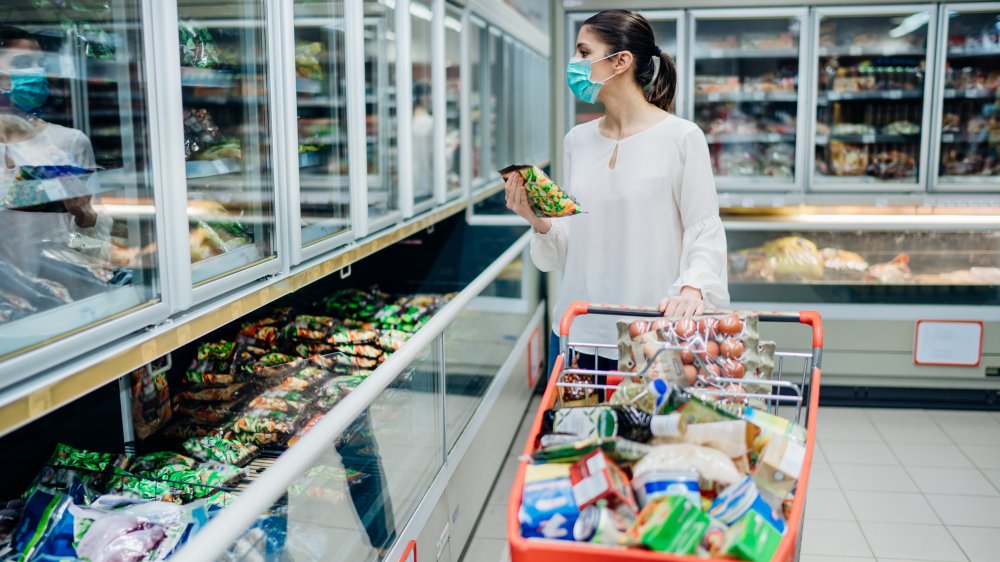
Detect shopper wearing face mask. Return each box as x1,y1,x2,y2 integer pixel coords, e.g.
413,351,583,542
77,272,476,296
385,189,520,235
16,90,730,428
0,25,112,291
505,10,729,377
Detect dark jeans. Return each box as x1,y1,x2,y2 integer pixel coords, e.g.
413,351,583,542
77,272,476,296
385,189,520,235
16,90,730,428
336,410,396,552
547,331,616,400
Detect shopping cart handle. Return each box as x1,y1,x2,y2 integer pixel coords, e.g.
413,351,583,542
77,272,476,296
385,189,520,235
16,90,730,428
800,310,824,348
559,301,591,336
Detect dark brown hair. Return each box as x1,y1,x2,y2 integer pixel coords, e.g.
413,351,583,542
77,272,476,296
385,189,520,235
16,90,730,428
582,9,676,111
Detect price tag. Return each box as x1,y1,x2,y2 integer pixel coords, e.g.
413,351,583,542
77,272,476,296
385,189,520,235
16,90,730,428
887,90,903,100
708,93,721,102
848,46,863,56
862,134,876,144
914,320,983,367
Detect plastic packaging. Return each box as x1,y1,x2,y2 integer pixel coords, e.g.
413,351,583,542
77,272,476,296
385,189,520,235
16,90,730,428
518,464,579,540
569,450,638,513
498,164,581,217
624,495,710,554
633,444,743,495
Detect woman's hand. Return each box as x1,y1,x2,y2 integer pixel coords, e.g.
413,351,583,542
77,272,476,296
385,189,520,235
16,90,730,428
658,286,705,318
504,172,551,233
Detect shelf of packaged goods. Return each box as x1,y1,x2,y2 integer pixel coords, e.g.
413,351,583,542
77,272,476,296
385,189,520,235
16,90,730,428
947,48,1000,59
180,67,240,88
812,174,917,185
693,47,799,60
185,158,242,179
816,133,919,145
941,132,998,144
705,133,796,144
818,46,926,58
695,91,798,104
817,90,923,104
0,197,469,437
943,88,999,100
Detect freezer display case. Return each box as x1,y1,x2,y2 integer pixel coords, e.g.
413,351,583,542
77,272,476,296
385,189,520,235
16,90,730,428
444,4,462,199
724,206,1000,305
690,9,808,190
177,1,276,284
812,6,936,190
0,1,162,362
363,0,399,226
566,11,682,127
933,2,1000,189
410,0,435,208
292,0,352,248
469,15,487,190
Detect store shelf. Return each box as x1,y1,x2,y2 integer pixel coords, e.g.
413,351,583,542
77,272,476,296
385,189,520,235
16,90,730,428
180,67,239,88
947,47,1000,58
817,90,922,103
816,134,918,145
185,158,243,179
694,91,798,103
706,133,796,144
693,47,799,59
818,46,926,57
941,132,996,144
942,88,998,100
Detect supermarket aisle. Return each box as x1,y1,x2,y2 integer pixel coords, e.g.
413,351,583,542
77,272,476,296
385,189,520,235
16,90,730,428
462,404,1000,562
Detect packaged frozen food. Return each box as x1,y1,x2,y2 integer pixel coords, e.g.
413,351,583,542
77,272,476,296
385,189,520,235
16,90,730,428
498,164,581,217
828,140,868,176
246,389,314,415
519,464,579,540
569,449,639,514
821,248,869,279
867,253,913,284
175,383,249,403
173,399,243,425
130,363,173,440
131,451,197,476
283,315,338,342
231,408,307,437
633,444,743,494
24,443,125,499
624,495,709,554
183,436,258,467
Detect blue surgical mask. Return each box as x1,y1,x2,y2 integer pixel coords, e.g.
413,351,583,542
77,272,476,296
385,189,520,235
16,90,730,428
566,51,621,104
1,67,49,112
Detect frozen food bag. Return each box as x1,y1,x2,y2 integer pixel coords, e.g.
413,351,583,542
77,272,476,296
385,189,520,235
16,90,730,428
183,436,259,467
498,164,582,217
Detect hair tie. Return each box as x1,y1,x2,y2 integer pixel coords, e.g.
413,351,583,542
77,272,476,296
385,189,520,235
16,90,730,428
652,45,661,57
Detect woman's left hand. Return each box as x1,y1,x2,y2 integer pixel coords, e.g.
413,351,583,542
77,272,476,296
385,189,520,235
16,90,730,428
658,286,704,318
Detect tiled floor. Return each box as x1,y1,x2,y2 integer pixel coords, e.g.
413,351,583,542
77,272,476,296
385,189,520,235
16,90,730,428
461,403,1000,562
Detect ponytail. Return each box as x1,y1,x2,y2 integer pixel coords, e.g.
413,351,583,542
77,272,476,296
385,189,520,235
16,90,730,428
582,10,677,112
646,51,677,112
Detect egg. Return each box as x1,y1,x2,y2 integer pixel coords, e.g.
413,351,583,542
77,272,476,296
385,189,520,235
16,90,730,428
722,359,746,379
674,318,697,340
680,349,695,364
698,317,719,338
683,365,698,385
720,338,745,359
701,363,721,378
718,315,744,336
629,321,652,339
705,341,720,361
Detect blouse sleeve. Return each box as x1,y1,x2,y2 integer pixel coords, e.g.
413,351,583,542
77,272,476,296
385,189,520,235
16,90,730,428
529,131,573,273
669,127,730,308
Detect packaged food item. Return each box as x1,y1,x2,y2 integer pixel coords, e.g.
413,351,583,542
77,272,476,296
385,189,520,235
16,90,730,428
232,409,306,437
498,164,582,217
246,389,314,415
173,399,244,425
540,406,654,444
518,464,579,540
719,511,783,562
743,407,806,458
532,437,651,466
287,412,324,447
131,451,197,475
283,315,338,342
287,466,368,502
174,383,249,403
569,450,639,514
608,380,666,414
624,495,710,554
677,421,754,474
152,461,244,500
319,288,386,321
631,468,700,509
709,476,785,533
225,431,281,447
183,436,259,467
633,444,743,495
328,353,379,370
328,329,379,346
24,443,124,498
107,474,186,504
573,500,632,545
753,434,805,511
130,363,173,440
184,341,239,387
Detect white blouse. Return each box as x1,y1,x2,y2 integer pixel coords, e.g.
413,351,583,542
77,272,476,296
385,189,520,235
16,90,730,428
531,114,729,358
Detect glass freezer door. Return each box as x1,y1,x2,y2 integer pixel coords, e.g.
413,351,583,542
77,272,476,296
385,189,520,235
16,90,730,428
0,0,162,361
812,6,935,190
363,0,399,228
934,3,1000,189
177,1,277,284
293,0,352,247
565,11,681,129
690,9,807,191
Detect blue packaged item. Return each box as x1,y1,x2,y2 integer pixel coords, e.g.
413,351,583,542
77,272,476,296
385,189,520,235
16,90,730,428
518,464,579,540
708,476,785,534
631,468,700,508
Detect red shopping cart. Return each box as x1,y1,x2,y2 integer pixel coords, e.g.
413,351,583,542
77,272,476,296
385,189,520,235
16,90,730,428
508,302,824,562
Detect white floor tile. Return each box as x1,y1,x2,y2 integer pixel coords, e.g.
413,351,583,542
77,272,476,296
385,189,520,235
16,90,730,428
833,464,918,493
940,424,1000,447
802,519,874,558
982,469,1000,492
957,445,1000,470
474,503,508,540
800,557,875,562
818,414,884,442
927,410,1000,427
948,525,1000,562
875,423,953,445
859,522,966,562
844,491,940,525
865,409,933,425
806,488,855,521
889,443,975,469
813,443,829,465
808,462,841,491
926,494,1000,527
906,467,999,496
822,440,900,465
461,537,508,562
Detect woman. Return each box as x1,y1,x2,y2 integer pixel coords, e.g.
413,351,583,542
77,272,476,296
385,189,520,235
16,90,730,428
505,10,729,377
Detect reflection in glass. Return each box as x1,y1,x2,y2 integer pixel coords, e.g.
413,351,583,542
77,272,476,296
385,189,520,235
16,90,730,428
0,1,159,358
814,11,930,185
694,16,800,184
294,0,351,246
938,8,1000,184
444,6,462,197
410,0,434,205
364,0,398,222
469,19,485,183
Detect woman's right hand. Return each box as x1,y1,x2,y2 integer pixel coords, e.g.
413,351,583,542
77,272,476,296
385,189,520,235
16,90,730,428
504,172,551,233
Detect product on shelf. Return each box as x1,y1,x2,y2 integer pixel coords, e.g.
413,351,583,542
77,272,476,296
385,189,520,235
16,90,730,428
827,140,868,176
867,253,913,284
498,165,581,217
179,20,227,69
819,248,869,280
295,42,324,81
130,362,174,440
182,108,223,160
